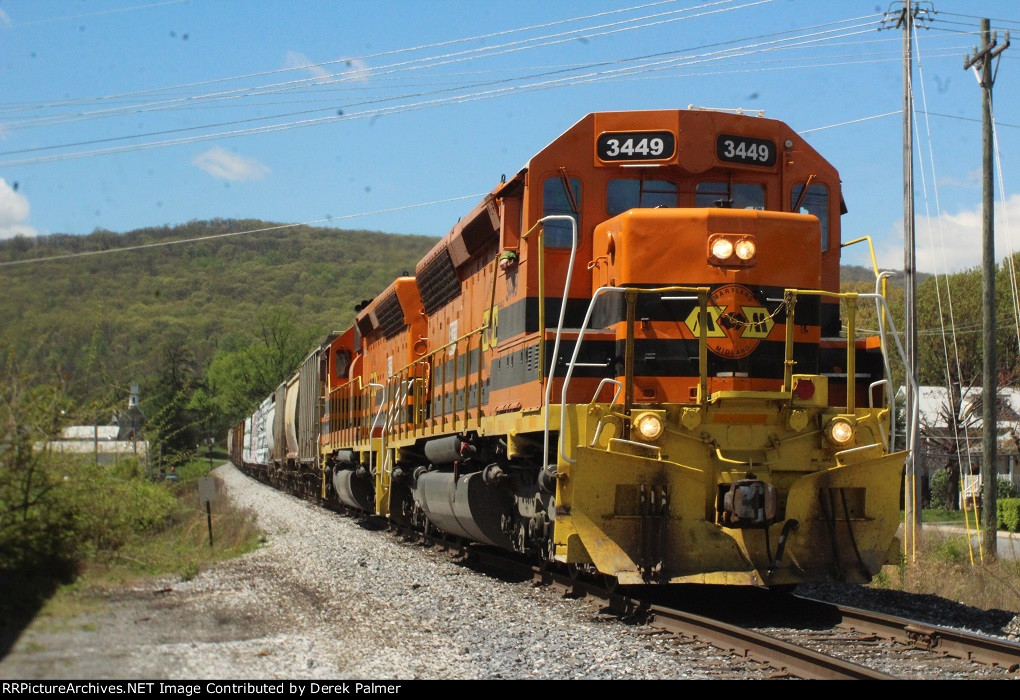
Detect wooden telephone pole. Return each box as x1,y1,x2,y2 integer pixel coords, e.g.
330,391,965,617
965,19,1009,561
884,0,929,558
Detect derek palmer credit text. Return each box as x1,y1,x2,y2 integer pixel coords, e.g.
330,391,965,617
1,683,404,696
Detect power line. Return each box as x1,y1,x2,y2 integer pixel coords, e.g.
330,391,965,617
0,0,734,120
0,0,692,113
799,111,901,134
4,1,868,136
5,0,188,28
0,16,886,166
936,11,1020,29
0,193,487,268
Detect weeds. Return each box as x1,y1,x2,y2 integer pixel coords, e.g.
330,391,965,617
872,528,1020,612
3,458,262,636
89,467,262,581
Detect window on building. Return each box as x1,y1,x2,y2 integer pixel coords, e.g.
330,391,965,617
695,182,765,210
791,183,829,251
542,176,581,248
607,179,678,215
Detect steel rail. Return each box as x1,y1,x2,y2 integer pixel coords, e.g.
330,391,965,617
820,600,1020,672
639,603,896,680
461,546,895,679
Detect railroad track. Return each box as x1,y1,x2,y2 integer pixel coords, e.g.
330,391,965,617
452,542,1020,680
286,483,1020,680
823,601,1020,672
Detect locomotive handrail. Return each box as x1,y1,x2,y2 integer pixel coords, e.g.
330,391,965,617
380,377,410,494
557,284,711,465
842,235,891,339
784,288,915,454
874,271,896,450
367,382,385,476
588,378,623,447
522,215,580,468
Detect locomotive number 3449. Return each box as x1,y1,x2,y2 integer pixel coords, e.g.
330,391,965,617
716,134,777,167
597,131,675,162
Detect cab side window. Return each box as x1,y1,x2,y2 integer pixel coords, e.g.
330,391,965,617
607,179,677,215
696,182,764,210
542,177,581,248
791,183,829,251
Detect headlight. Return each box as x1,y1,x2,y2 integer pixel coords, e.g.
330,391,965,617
828,418,855,445
734,239,756,260
633,412,664,441
711,238,734,260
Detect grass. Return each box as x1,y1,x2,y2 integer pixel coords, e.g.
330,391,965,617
921,508,968,524
872,528,1020,613
7,460,263,635
84,465,262,583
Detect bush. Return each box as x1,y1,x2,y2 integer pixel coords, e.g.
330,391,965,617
66,459,176,555
997,479,1018,499
929,469,951,508
930,535,968,564
998,498,1020,533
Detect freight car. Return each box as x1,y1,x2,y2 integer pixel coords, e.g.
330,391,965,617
230,108,909,588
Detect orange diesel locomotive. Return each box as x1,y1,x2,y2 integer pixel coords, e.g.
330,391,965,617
230,109,907,587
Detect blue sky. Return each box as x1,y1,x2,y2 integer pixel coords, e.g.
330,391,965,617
1,0,1018,274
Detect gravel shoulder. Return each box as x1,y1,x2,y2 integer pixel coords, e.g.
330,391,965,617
0,464,771,680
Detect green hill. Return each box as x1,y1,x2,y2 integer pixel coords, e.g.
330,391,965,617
0,220,438,432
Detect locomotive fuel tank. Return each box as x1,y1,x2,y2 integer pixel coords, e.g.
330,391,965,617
413,470,514,549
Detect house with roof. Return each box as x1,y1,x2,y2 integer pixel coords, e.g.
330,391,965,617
46,385,148,466
904,384,1020,505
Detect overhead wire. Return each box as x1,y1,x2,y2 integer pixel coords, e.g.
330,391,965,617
936,11,1020,29
5,0,189,28
2,1,870,138
0,16,890,167
0,0,690,111
0,193,488,268
913,30,978,561
0,0,754,126
989,95,1020,361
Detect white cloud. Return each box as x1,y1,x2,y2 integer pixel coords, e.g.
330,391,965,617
936,168,980,190
285,51,370,83
192,147,270,181
874,193,1020,274
341,57,371,83
0,178,36,239
0,10,11,28
285,51,330,80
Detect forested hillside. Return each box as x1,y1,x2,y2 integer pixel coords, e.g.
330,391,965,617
0,220,437,446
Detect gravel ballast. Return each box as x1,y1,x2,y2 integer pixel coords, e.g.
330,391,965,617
1,464,772,680
3,463,1018,680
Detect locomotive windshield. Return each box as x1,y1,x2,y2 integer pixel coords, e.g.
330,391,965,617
791,182,830,251
695,182,764,210
607,179,678,215
542,176,581,248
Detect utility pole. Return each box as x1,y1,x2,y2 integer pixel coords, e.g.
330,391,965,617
965,19,1009,561
884,0,929,560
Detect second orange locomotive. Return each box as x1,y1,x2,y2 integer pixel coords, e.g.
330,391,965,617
231,108,906,588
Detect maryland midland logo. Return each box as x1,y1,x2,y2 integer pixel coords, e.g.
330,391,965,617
683,284,775,359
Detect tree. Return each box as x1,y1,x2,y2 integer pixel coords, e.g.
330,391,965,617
0,349,76,571
144,341,201,466
919,380,1010,510
196,308,322,434
920,381,974,509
